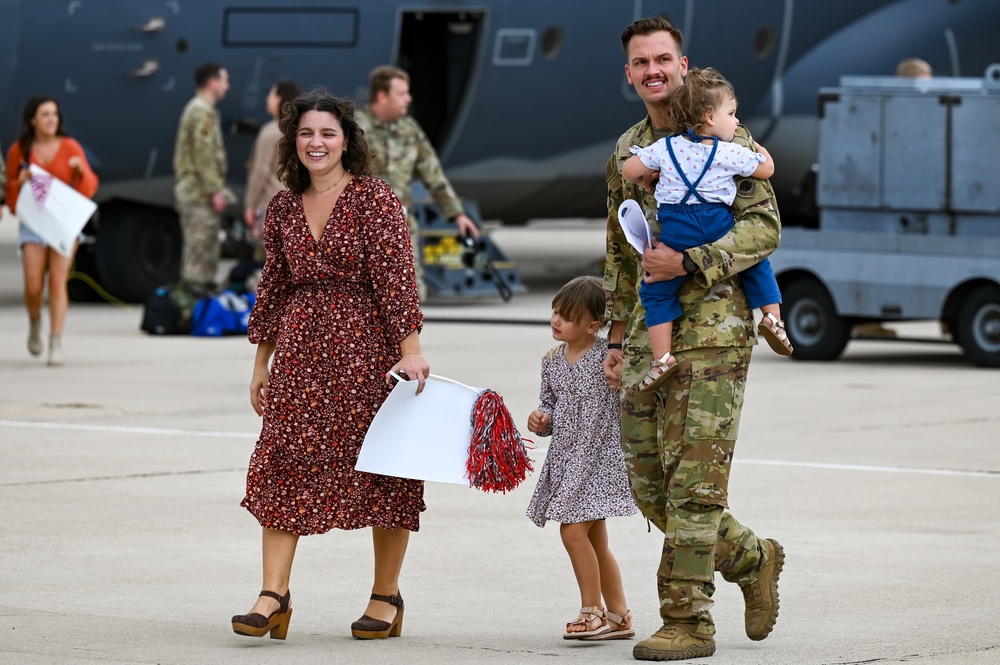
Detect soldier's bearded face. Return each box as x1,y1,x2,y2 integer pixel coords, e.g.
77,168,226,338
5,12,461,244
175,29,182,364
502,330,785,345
624,32,688,109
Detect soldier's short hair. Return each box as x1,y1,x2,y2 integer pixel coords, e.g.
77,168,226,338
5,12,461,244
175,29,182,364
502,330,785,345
194,63,224,89
276,88,375,194
896,58,933,78
666,67,736,135
368,66,409,102
620,16,684,57
552,276,608,325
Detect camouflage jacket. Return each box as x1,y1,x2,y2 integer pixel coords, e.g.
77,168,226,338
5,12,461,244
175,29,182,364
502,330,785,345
604,117,781,377
173,94,228,207
357,107,464,221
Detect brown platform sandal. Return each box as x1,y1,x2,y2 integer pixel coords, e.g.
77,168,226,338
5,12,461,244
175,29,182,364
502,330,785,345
563,606,607,639
758,312,794,356
231,590,292,639
639,352,678,393
351,592,404,639
583,609,635,641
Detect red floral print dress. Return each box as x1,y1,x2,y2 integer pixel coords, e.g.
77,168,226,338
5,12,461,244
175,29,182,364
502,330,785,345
242,177,425,535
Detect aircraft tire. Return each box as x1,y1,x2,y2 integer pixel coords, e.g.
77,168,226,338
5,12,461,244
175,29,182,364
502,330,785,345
95,202,182,303
782,278,850,361
955,284,1000,368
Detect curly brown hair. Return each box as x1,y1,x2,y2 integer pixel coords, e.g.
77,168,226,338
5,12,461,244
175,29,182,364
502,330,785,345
276,88,374,194
665,67,735,135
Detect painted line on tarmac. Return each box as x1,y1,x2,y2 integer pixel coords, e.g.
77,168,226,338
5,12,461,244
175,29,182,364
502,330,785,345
0,419,256,439
738,458,999,478
0,468,244,487
3,420,997,479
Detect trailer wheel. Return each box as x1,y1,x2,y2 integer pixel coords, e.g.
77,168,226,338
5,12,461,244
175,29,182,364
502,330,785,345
95,202,181,302
956,285,1000,368
783,278,850,361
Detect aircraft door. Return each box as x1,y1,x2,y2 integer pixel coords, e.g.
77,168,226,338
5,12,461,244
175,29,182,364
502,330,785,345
396,10,485,160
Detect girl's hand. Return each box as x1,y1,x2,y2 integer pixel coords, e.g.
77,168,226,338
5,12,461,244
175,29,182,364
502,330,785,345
527,409,551,435
602,349,624,390
17,167,30,185
388,352,430,395
250,365,270,416
67,156,84,174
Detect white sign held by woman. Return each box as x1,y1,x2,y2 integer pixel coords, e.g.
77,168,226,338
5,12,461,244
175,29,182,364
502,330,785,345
16,164,97,257
356,373,482,485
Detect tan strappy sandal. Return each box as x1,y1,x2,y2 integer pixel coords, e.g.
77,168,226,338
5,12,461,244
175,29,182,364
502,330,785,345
563,606,607,639
640,352,678,393
583,608,635,641
758,312,794,356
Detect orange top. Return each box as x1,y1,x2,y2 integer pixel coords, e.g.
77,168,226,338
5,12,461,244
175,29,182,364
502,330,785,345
4,137,99,214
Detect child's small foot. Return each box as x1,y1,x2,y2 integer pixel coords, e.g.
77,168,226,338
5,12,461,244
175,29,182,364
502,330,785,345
563,606,607,639
758,313,793,356
583,609,635,641
640,352,678,393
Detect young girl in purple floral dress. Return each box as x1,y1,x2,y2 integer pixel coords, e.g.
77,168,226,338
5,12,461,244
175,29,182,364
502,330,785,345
526,275,638,642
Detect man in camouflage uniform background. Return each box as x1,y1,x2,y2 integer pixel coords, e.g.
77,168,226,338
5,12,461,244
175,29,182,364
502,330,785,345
602,18,785,661
356,65,479,301
173,62,235,288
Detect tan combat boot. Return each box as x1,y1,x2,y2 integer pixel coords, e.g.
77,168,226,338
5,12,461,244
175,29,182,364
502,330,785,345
740,537,784,640
632,624,715,661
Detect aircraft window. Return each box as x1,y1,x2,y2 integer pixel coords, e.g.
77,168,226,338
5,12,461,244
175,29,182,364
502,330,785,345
493,29,536,66
753,26,776,59
541,26,564,60
223,8,358,47
176,39,188,53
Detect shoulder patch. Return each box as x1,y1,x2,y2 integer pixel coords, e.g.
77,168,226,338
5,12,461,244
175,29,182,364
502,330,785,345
737,179,758,198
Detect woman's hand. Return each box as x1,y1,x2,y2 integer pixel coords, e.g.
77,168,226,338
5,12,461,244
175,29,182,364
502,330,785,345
388,352,430,395
250,365,270,416
67,156,84,175
526,409,551,436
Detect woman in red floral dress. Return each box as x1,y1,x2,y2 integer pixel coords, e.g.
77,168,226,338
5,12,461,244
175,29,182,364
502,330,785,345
231,90,430,641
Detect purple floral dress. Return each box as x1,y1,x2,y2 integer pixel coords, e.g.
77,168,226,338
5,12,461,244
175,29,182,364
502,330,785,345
241,177,425,535
526,338,637,527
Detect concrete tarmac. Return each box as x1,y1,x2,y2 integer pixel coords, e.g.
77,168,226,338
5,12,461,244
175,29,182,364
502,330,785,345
1,219,999,664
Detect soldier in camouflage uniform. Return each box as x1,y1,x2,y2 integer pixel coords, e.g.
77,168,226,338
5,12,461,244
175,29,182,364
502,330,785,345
356,65,479,301
602,18,785,661
173,63,235,287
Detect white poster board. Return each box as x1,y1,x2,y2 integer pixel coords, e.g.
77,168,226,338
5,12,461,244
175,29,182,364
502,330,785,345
355,374,483,485
16,164,97,257
617,199,653,255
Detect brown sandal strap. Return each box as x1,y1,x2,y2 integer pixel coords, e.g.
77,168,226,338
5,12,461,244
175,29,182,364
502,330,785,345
258,590,290,612
369,592,404,608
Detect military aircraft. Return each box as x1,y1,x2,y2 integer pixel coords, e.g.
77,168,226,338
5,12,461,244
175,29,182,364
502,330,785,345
1,0,997,301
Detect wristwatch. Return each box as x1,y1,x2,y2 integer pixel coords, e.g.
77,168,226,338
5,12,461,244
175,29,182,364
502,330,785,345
682,254,698,276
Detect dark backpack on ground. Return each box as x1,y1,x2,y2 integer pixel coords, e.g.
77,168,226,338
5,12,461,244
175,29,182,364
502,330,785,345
140,281,210,335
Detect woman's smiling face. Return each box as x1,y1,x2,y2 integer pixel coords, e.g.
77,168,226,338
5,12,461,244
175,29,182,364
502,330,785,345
295,110,346,178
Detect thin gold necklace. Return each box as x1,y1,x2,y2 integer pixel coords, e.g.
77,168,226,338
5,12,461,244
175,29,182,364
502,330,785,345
310,170,348,194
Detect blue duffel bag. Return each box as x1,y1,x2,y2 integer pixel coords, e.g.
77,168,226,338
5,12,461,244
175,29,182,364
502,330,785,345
190,290,256,337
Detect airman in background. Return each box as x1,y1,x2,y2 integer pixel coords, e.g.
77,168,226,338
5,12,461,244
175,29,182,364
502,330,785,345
356,65,479,301
173,62,235,288
896,57,933,79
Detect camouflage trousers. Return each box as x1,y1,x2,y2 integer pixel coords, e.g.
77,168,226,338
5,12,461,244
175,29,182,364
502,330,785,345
620,346,765,637
178,204,221,285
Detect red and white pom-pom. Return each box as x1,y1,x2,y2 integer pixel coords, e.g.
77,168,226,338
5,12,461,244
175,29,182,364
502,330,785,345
466,389,533,493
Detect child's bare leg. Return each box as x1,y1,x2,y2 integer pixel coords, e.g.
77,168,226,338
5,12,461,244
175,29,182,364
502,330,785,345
561,521,603,633
648,320,673,361
587,520,627,618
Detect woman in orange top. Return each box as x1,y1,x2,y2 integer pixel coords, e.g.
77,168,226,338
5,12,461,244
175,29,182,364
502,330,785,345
5,95,98,365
